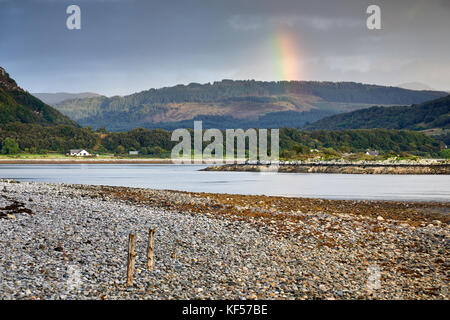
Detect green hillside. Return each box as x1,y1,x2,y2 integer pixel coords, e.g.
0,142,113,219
305,95,450,131
0,67,78,127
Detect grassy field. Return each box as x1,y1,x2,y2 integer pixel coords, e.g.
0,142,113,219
0,153,170,160
0,153,68,159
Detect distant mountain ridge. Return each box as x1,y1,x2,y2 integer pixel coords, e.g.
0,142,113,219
32,92,101,105
54,80,448,131
305,95,450,131
0,67,78,127
397,82,435,91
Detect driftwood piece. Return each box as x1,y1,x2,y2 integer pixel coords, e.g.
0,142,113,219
126,233,136,286
147,229,155,271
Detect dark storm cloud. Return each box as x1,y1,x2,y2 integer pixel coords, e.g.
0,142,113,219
0,0,449,95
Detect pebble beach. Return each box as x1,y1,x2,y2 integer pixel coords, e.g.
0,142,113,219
0,180,448,300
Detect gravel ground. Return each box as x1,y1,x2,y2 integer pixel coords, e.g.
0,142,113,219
0,180,448,300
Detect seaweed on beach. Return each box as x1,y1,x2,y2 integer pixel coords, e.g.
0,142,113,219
0,195,33,218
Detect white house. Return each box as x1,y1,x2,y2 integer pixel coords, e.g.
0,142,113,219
129,150,139,155
69,149,90,156
365,150,379,156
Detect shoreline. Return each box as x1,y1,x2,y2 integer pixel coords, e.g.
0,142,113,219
203,163,450,174
2,159,449,175
76,183,450,225
0,180,448,299
4,179,448,223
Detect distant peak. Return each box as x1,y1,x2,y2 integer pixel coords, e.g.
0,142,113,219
31,92,102,105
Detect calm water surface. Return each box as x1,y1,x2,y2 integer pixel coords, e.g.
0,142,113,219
0,164,449,201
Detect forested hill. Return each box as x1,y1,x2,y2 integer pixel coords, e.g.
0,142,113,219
63,80,446,105
305,95,450,131
0,67,78,127
54,80,448,131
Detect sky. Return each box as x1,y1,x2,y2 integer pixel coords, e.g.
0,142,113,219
0,0,449,96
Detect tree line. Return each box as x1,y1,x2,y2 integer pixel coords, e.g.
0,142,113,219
0,122,446,158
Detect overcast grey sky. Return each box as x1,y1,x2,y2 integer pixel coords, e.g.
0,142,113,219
1,0,449,96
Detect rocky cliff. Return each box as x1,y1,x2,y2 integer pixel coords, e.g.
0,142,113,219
0,67,24,92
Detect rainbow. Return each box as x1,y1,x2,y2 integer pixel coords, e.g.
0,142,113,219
272,28,302,81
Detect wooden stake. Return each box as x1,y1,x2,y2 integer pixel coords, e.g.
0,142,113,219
147,229,155,271
126,233,136,286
